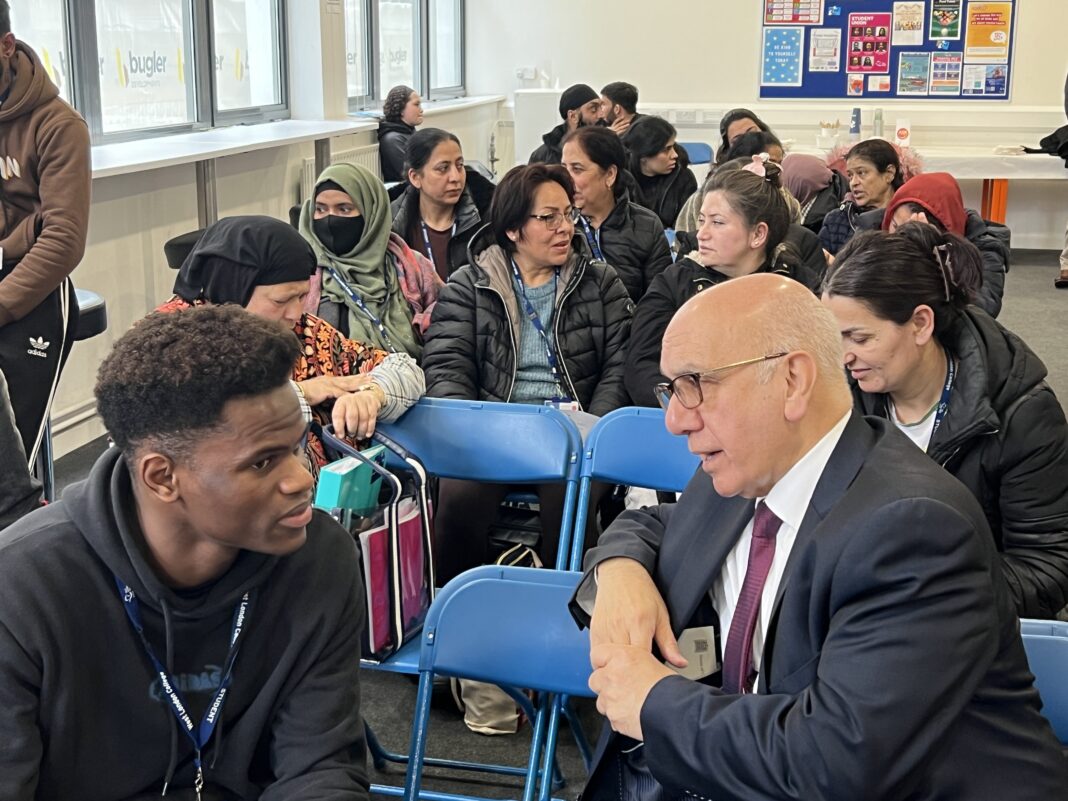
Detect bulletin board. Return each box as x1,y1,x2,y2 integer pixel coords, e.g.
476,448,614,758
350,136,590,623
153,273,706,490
759,1,1017,101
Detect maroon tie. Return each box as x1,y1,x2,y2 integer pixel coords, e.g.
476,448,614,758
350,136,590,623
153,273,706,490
721,501,782,695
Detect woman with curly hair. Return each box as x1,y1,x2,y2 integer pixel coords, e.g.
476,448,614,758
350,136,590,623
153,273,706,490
379,84,423,182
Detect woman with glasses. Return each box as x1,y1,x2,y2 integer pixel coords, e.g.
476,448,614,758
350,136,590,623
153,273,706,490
156,215,425,475
625,159,820,407
625,116,698,229
390,127,496,281
824,223,1068,619
423,163,633,578
560,125,672,302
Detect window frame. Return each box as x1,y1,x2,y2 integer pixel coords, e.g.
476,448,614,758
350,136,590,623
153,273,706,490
61,0,290,145
425,0,464,101
346,0,377,113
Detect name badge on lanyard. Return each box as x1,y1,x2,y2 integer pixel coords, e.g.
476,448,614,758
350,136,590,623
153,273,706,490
509,257,571,403
114,577,253,800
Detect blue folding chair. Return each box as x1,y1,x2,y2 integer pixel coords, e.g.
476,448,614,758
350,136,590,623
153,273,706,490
364,399,585,797
570,406,700,568
1020,619,1068,744
404,565,593,801
678,141,712,165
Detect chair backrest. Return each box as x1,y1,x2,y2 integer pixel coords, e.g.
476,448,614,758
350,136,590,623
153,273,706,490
1020,619,1068,743
375,398,582,484
678,141,712,165
419,565,593,697
581,406,700,493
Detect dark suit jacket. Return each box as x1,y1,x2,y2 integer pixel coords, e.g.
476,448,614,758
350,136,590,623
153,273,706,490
573,414,1067,801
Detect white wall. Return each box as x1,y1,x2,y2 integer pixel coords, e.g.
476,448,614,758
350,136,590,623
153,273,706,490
466,0,1067,110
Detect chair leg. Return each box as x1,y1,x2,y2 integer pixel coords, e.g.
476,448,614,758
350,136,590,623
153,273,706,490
402,670,436,801
536,695,567,801
520,691,553,801
560,695,593,772
366,722,392,769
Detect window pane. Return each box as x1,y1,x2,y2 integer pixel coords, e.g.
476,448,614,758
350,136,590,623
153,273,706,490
213,0,284,111
94,0,196,133
345,0,369,99
429,0,461,89
378,0,416,99
10,1,72,103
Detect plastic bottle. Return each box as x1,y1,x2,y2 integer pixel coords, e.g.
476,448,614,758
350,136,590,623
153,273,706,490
873,108,884,138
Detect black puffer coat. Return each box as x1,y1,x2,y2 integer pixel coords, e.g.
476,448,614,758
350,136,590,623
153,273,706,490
630,149,698,229
423,227,634,416
624,246,821,407
582,195,672,302
390,168,496,279
852,307,1068,619
378,119,414,182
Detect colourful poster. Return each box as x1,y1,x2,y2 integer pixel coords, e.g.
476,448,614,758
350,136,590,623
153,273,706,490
898,52,932,95
962,63,1008,96
869,75,892,92
965,2,1012,63
809,28,842,72
930,52,964,95
847,13,892,73
929,0,963,39
847,74,865,96
765,0,823,25
761,26,804,86
892,2,925,46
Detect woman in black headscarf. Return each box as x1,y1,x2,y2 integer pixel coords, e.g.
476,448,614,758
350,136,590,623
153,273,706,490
156,215,424,469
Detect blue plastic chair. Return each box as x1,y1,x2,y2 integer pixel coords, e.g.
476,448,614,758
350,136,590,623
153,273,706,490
678,141,712,165
403,565,593,801
365,399,584,797
1020,619,1068,744
570,406,700,568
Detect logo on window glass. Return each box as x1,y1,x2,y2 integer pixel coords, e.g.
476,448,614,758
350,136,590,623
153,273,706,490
115,47,171,89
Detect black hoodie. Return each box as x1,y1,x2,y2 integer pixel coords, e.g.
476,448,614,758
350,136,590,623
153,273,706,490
0,448,369,800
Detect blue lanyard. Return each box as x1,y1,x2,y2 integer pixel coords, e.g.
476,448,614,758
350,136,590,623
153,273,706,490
577,215,604,262
509,258,570,401
114,577,252,799
931,350,956,437
322,263,398,353
420,219,457,263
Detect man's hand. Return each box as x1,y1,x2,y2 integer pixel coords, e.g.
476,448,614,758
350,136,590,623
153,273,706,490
609,117,631,137
589,644,674,741
331,385,385,440
298,374,375,406
590,558,687,668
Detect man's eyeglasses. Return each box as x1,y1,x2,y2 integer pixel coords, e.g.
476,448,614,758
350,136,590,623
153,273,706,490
653,353,789,410
529,207,580,231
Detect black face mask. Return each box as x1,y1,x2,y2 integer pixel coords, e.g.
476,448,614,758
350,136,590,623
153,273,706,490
313,214,366,256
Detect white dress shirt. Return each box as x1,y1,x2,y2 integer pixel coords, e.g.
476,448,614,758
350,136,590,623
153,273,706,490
711,411,851,687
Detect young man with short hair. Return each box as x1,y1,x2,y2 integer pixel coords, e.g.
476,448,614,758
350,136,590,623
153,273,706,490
0,305,369,800
0,0,91,467
600,81,645,142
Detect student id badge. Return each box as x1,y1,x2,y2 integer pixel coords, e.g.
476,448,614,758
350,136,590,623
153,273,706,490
544,398,580,411
669,626,719,681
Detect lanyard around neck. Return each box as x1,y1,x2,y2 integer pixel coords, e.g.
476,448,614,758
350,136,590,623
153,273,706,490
420,219,457,264
577,214,604,262
114,577,252,799
322,262,398,353
930,349,956,438
509,257,570,401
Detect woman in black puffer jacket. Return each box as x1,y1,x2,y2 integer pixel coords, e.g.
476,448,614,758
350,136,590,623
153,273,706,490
625,116,698,229
625,158,820,407
423,164,633,578
825,224,1068,619
560,125,672,302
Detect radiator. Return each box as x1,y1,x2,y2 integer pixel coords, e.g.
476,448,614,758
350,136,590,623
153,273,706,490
300,144,381,202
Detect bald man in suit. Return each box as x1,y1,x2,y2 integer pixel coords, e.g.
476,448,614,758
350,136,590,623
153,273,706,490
573,274,1067,801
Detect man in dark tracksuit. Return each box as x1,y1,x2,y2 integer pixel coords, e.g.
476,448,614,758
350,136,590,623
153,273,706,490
0,5,91,478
